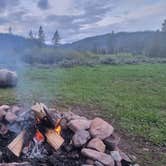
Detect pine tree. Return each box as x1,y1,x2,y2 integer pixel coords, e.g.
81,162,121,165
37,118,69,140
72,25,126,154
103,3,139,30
52,30,60,46
29,30,34,39
8,26,12,34
38,26,45,44
162,19,166,32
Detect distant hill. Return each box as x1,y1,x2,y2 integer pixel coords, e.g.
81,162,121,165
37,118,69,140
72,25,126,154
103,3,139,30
63,31,166,57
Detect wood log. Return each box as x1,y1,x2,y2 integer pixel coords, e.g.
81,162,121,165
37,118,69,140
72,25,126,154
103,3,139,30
7,130,26,157
45,129,64,150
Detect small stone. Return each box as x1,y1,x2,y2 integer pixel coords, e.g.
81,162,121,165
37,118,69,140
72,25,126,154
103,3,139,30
110,151,122,161
104,134,120,151
81,148,114,166
0,123,8,135
0,105,10,111
86,159,94,165
68,119,91,132
120,152,132,163
72,130,91,147
94,161,104,166
11,105,20,114
5,111,17,123
87,138,106,152
90,118,114,140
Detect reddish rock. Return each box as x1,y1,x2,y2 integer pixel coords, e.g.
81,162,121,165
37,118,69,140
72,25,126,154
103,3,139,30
72,130,91,147
87,138,106,152
68,119,91,132
90,118,114,140
0,105,10,111
81,148,114,166
5,111,17,123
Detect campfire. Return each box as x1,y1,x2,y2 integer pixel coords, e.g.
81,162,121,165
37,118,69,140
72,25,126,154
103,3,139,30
0,103,138,166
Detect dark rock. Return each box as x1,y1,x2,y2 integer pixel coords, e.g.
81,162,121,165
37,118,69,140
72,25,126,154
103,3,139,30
104,134,120,151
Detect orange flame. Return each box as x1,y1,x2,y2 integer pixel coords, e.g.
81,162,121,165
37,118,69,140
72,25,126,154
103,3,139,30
35,130,44,142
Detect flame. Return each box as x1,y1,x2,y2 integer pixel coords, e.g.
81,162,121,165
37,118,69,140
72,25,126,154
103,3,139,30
35,130,44,142
54,119,62,135
55,125,61,135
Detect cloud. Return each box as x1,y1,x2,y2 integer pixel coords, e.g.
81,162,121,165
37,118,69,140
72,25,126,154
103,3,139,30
37,0,49,10
0,0,165,42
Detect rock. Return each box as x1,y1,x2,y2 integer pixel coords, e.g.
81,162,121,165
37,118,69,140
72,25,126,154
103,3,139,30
68,119,91,132
104,134,120,151
81,148,114,166
72,130,91,147
11,105,20,114
63,111,88,121
0,151,2,162
87,138,106,152
0,105,10,111
5,111,17,123
0,69,17,87
110,151,122,161
81,165,93,166
0,123,8,135
86,159,94,165
90,118,114,140
94,161,104,166
119,152,131,163
0,109,6,120
60,118,68,130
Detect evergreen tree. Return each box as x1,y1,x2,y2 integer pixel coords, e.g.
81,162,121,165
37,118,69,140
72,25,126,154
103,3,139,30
29,30,34,39
38,26,45,44
52,30,60,46
162,19,166,32
8,26,12,34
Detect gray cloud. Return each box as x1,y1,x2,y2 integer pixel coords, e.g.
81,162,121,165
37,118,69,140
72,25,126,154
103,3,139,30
37,0,49,10
0,0,165,43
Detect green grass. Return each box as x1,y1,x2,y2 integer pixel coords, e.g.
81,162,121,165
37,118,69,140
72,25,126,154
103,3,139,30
0,64,166,145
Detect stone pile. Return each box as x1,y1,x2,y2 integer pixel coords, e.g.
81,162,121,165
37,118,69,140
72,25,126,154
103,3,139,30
63,111,139,166
0,104,139,166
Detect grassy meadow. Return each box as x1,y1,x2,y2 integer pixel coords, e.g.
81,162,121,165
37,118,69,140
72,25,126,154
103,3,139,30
0,64,166,146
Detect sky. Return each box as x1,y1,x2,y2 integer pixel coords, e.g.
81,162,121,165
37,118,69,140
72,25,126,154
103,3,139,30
0,0,165,43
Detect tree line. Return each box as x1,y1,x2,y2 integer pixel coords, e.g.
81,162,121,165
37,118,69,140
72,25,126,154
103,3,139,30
29,26,60,47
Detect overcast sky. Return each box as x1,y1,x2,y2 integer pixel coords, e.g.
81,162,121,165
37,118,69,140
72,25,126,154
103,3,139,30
0,0,165,43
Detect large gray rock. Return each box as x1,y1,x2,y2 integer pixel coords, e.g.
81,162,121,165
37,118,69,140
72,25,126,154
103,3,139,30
87,138,106,152
68,119,91,132
81,148,114,166
72,130,91,147
0,69,17,87
90,118,114,140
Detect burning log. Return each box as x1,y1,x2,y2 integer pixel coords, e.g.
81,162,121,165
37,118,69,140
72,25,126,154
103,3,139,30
7,103,64,157
7,130,26,157
32,103,64,151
